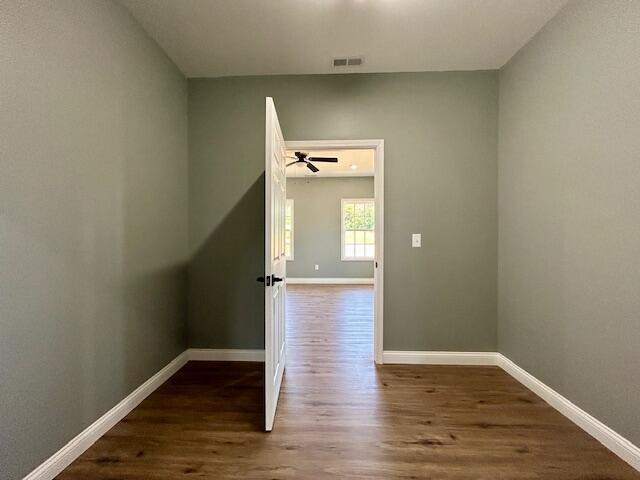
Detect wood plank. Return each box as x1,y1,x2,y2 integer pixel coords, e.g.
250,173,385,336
57,285,639,479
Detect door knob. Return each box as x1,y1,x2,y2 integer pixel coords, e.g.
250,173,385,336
272,275,283,283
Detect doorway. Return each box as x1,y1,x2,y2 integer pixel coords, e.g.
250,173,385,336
265,98,385,431
284,140,384,364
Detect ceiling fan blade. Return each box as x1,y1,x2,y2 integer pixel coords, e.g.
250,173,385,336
307,157,338,163
286,160,302,167
306,162,319,173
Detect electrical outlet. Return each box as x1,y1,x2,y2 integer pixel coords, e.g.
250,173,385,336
412,233,421,248
314,264,319,270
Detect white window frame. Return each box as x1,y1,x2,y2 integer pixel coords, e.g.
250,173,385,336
341,198,375,262
285,198,294,260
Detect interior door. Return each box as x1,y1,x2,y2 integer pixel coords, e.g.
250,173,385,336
264,97,286,431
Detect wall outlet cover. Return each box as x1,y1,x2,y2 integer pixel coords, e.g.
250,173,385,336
314,264,319,270
412,233,421,248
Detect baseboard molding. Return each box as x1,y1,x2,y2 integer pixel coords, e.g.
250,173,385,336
24,348,264,479
382,350,500,366
496,354,640,472
286,277,374,285
188,348,265,362
23,348,639,477
382,349,639,471
23,351,189,480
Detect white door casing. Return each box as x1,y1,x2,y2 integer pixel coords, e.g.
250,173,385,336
285,139,384,364
264,97,287,431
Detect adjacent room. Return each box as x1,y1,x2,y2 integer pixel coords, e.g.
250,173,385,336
2,1,639,479
284,147,378,416
285,149,376,284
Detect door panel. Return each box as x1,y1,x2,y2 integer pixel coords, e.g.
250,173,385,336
264,97,286,431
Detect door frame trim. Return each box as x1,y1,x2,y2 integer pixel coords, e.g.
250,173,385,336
285,139,385,364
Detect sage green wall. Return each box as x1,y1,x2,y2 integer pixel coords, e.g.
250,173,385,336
0,1,188,478
287,177,374,278
188,71,498,351
498,0,640,445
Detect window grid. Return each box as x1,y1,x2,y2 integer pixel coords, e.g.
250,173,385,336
342,198,375,261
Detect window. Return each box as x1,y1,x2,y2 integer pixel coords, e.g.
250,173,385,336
341,198,374,260
285,199,294,260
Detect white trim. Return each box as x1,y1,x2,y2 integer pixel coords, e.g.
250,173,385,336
340,197,375,261
287,139,385,150
379,350,640,472
23,349,640,476
187,348,265,362
496,354,640,471
374,141,384,364
23,348,264,479
287,277,374,285
383,350,500,366
23,351,189,480
287,171,374,178
286,139,384,364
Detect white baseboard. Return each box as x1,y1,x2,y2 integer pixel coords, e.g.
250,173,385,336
188,348,265,362
23,348,639,477
382,350,499,366
382,349,639,472
23,348,262,479
286,277,374,285
23,351,189,480
496,354,640,472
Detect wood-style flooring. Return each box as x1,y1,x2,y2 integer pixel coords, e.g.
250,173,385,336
58,284,639,479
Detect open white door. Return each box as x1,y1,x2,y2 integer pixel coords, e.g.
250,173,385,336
264,97,286,431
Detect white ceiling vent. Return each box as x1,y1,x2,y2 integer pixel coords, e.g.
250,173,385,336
333,57,363,68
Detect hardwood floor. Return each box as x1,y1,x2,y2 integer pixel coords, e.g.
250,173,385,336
58,284,639,479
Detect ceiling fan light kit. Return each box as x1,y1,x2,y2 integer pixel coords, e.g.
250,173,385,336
285,151,338,173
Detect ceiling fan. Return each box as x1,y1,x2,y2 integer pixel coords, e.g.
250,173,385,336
286,151,338,173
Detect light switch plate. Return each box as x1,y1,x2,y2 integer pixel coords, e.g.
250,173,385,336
315,264,319,270
412,233,421,248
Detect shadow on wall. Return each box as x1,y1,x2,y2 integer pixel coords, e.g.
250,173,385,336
121,260,187,387
188,174,265,349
